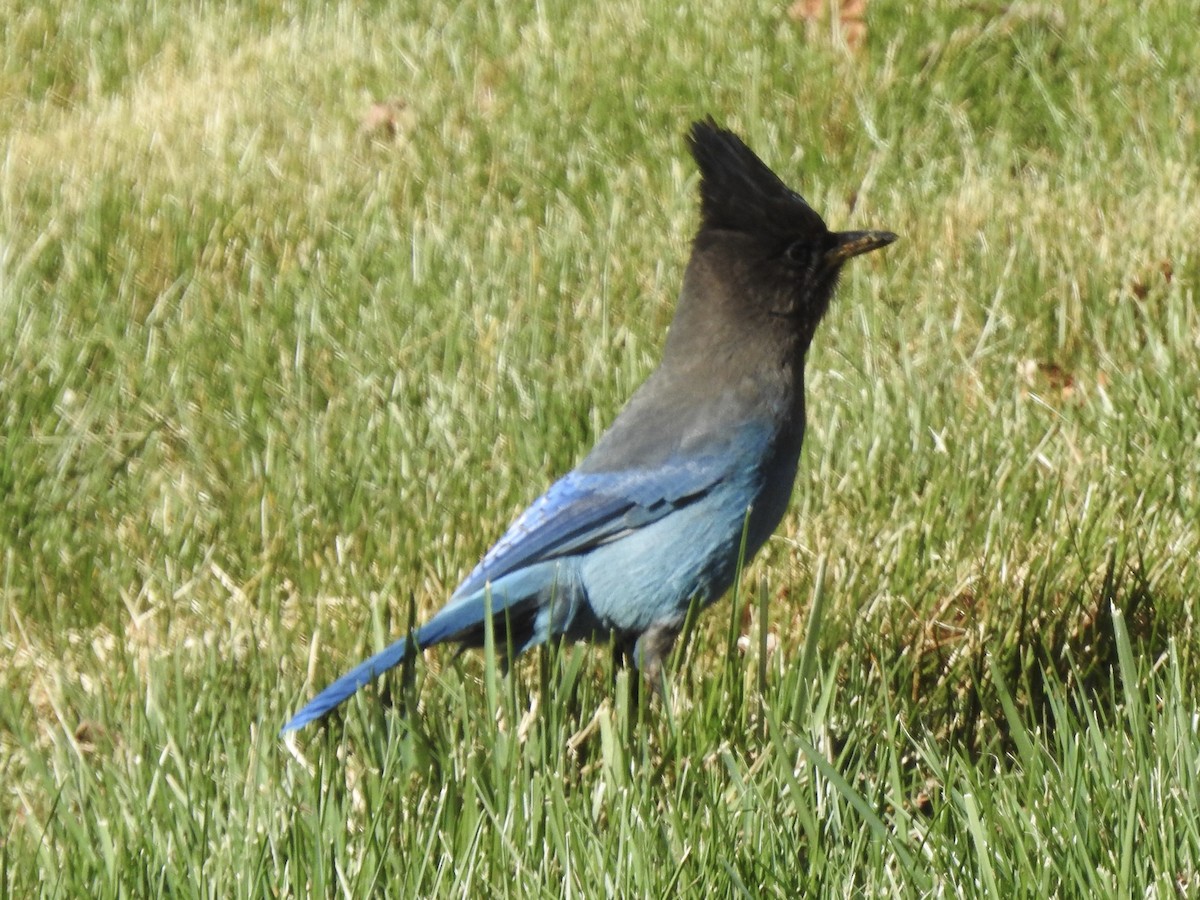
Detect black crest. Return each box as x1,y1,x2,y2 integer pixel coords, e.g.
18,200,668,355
687,118,827,240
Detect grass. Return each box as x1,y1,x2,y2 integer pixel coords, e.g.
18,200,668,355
2,0,1198,894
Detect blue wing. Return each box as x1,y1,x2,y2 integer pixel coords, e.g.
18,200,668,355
281,452,746,734
451,454,731,600
281,455,732,734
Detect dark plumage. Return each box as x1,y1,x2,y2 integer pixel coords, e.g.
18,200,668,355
281,119,895,733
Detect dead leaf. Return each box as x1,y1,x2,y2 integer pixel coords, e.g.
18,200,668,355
1019,358,1085,403
360,98,413,144
788,0,870,52
1130,258,1173,300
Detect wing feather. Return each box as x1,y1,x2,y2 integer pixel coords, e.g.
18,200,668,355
451,456,728,600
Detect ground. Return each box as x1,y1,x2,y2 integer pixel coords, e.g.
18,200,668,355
1,1,1197,895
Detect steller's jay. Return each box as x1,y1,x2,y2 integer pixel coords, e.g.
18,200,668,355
281,118,895,733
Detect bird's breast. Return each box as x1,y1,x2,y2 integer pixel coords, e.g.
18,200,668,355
578,427,801,636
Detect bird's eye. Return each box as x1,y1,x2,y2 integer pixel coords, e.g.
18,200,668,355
784,241,811,266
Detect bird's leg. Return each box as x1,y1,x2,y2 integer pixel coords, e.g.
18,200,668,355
610,634,633,674
609,633,638,707
633,622,682,699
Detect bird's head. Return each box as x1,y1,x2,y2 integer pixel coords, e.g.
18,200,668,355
683,118,895,346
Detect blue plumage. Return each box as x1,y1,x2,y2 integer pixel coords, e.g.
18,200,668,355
281,119,895,733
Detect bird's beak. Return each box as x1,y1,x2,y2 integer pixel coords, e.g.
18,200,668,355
824,230,897,267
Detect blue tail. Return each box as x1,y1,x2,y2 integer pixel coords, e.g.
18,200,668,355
279,637,414,733
280,567,565,734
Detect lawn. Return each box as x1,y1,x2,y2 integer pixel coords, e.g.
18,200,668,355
2,0,1198,895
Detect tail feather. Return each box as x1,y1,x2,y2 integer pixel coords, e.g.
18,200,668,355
280,574,554,733
280,637,413,733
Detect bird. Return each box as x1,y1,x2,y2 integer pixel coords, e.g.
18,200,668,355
281,118,895,733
